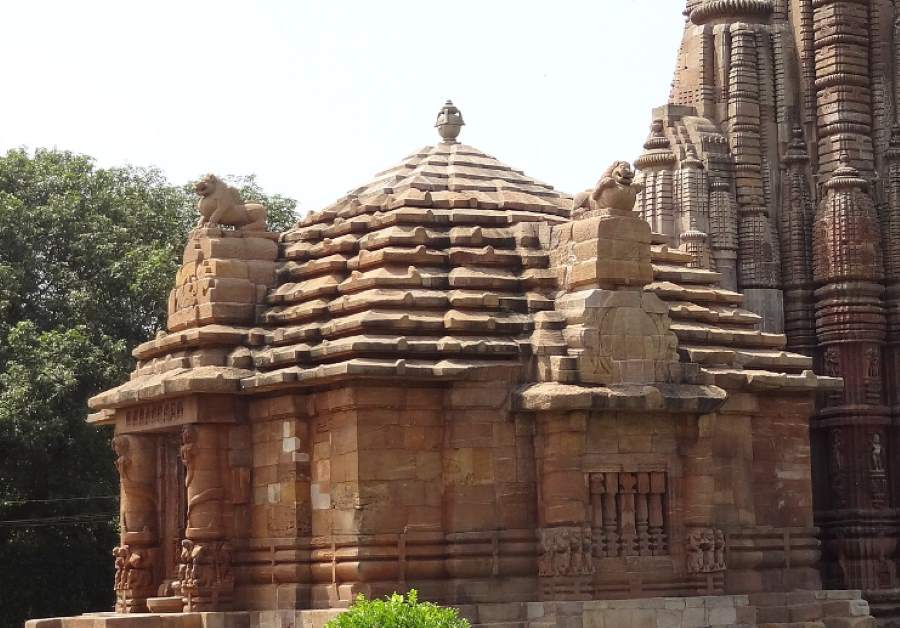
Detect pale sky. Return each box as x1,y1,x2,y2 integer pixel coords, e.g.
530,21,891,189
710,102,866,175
0,1,685,214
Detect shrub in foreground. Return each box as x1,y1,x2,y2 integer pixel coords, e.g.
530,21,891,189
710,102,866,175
324,590,470,628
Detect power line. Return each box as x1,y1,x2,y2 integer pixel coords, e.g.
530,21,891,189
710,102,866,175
0,495,118,506
0,513,117,528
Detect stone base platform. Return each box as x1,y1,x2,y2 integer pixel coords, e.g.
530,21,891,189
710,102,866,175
26,590,879,628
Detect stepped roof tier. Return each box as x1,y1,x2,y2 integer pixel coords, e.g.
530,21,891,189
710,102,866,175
88,103,836,415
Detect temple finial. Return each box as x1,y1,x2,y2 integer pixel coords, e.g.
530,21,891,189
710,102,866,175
435,100,464,144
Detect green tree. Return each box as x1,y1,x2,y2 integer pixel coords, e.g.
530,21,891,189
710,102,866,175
0,148,297,628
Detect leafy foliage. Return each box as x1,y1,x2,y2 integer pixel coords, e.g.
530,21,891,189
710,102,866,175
325,590,470,628
0,148,297,628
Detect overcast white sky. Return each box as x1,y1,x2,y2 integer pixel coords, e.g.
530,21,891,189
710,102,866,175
0,1,685,213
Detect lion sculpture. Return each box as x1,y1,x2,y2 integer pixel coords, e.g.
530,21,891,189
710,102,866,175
572,160,642,216
193,174,267,231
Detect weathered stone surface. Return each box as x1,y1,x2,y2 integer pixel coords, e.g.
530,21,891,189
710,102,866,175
633,2,900,618
51,91,877,628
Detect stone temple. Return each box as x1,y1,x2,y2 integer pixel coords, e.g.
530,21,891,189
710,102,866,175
27,1,900,627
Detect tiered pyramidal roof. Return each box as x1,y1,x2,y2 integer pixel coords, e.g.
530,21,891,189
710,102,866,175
89,101,836,413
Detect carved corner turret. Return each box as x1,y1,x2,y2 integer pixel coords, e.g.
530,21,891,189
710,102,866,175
167,225,278,332
541,161,687,387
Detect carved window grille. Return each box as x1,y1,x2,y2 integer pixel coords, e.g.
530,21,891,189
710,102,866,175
589,471,668,558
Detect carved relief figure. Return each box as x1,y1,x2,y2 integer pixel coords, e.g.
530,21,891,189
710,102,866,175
172,539,193,596
831,429,844,474
126,549,153,591
193,174,267,231
686,531,703,574
824,346,841,377
111,544,156,613
181,425,225,538
180,426,196,487
872,433,885,472
113,545,128,591
867,347,881,379
713,529,726,571
870,432,888,508
830,429,848,507
176,539,234,611
573,161,643,215
538,527,595,577
686,527,726,574
112,434,157,542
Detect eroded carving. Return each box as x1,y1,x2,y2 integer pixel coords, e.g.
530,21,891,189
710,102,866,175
686,527,726,574
573,161,642,216
174,539,234,612
194,174,267,231
538,527,595,577
112,544,156,613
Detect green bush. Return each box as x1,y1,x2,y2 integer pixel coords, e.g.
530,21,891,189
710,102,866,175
325,590,470,628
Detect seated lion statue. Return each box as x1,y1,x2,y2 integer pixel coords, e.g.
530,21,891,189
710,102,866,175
193,174,267,231
572,160,642,216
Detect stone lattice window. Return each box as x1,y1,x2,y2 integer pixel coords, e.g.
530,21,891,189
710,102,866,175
589,471,668,558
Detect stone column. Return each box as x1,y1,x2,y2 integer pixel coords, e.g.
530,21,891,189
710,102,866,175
177,424,233,611
112,433,159,613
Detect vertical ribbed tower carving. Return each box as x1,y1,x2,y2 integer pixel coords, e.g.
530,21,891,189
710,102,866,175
885,128,900,414
639,1,900,616
635,120,677,237
812,0,874,177
676,146,710,243
728,21,783,319
780,127,816,354
812,154,891,593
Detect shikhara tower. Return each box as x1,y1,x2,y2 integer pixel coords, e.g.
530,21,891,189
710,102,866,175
635,0,900,619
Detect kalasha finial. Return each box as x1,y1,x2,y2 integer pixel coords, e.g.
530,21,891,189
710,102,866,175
435,100,464,143
825,150,867,191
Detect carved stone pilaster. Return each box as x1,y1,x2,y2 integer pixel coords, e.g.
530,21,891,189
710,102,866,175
112,433,159,612
177,424,232,610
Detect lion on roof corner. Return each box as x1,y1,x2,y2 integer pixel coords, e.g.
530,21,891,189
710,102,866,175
572,161,642,216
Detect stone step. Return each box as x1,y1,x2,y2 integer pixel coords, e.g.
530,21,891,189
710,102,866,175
757,623,825,628
471,623,526,628
821,619,878,628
